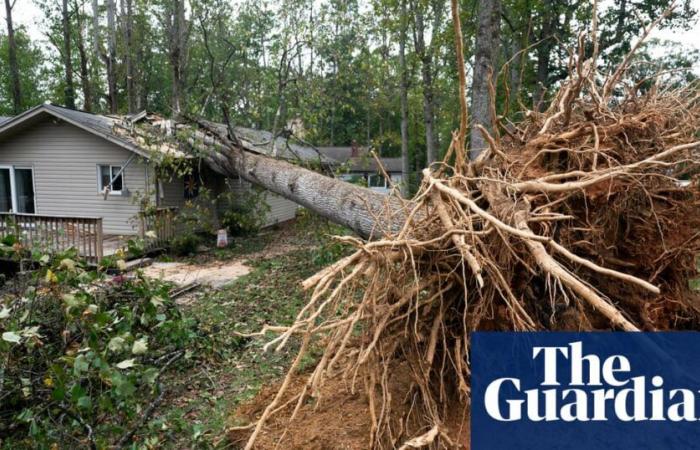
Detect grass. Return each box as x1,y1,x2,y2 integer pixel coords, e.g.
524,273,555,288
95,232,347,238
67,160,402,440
149,247,326,448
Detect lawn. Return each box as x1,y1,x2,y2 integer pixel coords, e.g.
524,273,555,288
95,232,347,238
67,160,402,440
141,221,348,448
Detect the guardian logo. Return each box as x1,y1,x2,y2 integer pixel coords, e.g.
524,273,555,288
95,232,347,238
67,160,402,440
471,332,700,450
484,341,699,422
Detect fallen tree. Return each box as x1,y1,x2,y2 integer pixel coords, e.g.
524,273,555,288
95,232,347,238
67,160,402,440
129,4,700,447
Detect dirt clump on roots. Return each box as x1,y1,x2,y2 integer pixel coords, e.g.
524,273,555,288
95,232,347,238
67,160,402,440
229,362,469,449
232,3,700,449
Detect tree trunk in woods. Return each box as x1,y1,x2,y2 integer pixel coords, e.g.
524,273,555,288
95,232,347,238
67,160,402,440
4,0,21,114
412,1,437,165
534,0,554,111
123,0,136,113
509,37,521,107
75,1,92,112
169,0,187,115
91,0,101,111
62,0,76,110
399,0,411,198
106,0,118,113
469,0,500,159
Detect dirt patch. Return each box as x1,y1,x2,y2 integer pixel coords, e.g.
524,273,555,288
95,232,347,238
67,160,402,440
229,364,469,450
143,260,251,288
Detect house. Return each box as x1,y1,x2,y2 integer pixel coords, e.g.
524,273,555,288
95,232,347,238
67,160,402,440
0,104,327,260
317,142,403,194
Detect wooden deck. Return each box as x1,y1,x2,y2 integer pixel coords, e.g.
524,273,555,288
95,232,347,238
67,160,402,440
0,207,177,263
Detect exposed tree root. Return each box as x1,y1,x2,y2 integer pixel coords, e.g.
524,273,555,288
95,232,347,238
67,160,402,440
239,5,700,449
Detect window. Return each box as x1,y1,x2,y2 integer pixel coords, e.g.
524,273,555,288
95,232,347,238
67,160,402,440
338,173,365,185
0,166,35,213
98,165,124,194
368,174,386,188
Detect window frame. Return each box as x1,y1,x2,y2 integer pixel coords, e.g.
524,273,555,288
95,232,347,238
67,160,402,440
0,165,36,214
97,164,125,195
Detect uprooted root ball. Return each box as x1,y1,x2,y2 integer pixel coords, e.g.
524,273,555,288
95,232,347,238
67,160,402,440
238,8,700,450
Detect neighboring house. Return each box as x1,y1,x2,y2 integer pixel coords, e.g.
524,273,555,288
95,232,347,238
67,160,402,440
318,142,403,194
0,104,327,260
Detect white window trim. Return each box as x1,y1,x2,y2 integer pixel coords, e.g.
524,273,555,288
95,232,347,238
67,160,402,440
0,165,36,214
97,164,125,195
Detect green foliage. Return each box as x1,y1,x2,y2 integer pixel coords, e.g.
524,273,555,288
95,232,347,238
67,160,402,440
219,183,271,237
0,244,204,448
295,208,352,266
0,27,46,114
170,233,203,256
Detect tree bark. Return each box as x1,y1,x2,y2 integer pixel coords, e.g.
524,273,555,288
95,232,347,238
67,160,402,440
168,0,187,115
74,0,92,112
62,0,77,110
469,0,500,159
4,0,21,114
533,0,554,111
91,0,101,111
106,0,118,113
123,0,136,113
189,122,406,239
399,0,410,198
412,0,437,165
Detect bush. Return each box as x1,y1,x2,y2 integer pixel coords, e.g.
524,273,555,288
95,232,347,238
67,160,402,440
170,232,203,256
219,184,270,237
0,247,204,448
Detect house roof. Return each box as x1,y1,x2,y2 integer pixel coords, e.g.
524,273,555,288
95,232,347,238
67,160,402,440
0,116,12,126
0,104,331,165
0,103,156,158
317,146,358,162
347,157,403,173
316,146,402,173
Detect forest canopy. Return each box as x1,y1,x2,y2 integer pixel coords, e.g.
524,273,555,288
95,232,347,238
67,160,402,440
0,0,698,172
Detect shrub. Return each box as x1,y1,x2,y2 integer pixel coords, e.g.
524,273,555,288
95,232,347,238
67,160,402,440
170,232,203,256
219,183,270,237
0,248,203,447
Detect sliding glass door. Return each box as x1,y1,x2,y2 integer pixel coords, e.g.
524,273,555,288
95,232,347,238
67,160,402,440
0,166,35,214
0,168,12,212
14,168,35,213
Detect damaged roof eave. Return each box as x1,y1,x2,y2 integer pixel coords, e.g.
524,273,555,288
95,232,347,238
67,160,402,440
0,104,154,159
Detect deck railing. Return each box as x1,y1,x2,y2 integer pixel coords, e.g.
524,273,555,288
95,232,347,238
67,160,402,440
0,212,103,262
138,207,178,250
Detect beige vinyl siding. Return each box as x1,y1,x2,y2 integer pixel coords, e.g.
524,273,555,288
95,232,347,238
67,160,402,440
263,192,298,226
223,178,297,227
0,120,151,234
158,176,186,209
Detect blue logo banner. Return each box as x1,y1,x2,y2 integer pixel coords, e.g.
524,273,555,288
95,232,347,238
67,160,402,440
471,332,700,449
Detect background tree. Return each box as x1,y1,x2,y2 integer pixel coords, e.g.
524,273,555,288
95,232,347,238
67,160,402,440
3,0,21,113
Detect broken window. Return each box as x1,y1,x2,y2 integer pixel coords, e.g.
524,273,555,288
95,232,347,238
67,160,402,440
98,165,124,194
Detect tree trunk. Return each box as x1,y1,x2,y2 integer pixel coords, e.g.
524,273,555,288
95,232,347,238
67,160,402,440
169,0,187,115
4,0,21,114
122,0,137,114
469,0,500,159
412,1,437,165
74,0,92,112
123,0,136,113
106,0,118,113
91,0,101,111
190,122,406,240
62,0,77,109
399,0,410,198
534,0,554,111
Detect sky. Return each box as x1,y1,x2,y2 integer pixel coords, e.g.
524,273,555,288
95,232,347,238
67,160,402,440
3,0,700,60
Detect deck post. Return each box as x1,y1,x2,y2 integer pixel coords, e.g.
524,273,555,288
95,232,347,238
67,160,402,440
96,218,104,262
